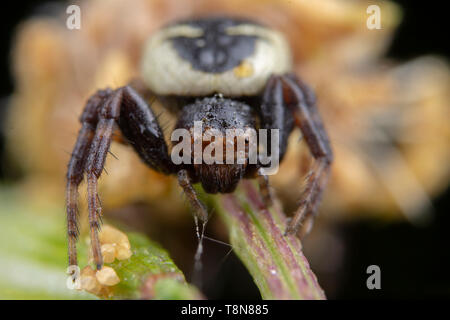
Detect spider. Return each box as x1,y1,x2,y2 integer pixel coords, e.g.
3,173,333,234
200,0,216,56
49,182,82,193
66,16,333,270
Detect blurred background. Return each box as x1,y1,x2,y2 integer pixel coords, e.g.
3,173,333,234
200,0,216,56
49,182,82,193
0,0,448,299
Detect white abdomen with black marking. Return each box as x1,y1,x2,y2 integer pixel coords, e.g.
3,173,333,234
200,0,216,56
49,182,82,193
141,17,292,97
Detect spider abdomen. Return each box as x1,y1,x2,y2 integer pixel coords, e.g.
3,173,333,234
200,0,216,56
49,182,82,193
141,16,292,97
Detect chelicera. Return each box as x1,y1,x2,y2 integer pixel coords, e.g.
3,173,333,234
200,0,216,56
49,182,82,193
66,16,333,270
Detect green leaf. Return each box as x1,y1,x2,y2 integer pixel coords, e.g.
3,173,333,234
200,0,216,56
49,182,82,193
103,232,202,299
0,187,201,300
0,188,94,299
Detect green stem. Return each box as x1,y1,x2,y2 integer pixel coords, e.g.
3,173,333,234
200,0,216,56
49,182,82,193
215,181,325,300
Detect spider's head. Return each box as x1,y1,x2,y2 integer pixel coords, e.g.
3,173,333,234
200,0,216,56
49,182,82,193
173,95,257,193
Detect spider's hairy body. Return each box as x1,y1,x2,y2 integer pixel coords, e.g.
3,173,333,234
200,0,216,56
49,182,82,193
66,16,333,272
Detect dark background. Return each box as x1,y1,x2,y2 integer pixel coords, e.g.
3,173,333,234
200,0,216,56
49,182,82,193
0,1,448,299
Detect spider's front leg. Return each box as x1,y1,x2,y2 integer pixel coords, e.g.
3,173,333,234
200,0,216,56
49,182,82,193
260,74,333,238
66,85,174,270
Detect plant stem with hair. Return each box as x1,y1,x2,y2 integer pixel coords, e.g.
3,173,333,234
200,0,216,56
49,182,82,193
215,181,325,300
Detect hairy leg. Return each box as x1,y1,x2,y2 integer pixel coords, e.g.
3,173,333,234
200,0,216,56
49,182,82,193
66,85,173,270
261,74,333,237
256,76,295,209
66,89,111,268
256,167,274,208
177,169,209,222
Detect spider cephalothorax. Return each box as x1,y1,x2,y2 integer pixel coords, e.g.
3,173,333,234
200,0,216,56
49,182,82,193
66,16,333,270
174,95,257,194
